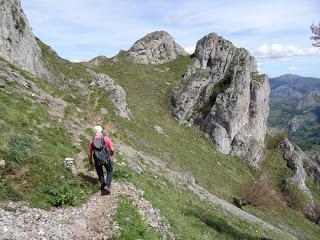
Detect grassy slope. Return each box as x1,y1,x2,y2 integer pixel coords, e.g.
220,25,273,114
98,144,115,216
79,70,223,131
1,45,320,238
90,54,320,239
0,69,95,209
114,155,291,240
92,54,254,202
242,149,320,240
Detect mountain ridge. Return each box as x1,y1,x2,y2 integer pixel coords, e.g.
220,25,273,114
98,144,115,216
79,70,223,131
1,1,320,239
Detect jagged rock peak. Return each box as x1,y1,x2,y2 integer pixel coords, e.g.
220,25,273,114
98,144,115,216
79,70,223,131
0,0,49,79
172,33,270,167
126,31,188,64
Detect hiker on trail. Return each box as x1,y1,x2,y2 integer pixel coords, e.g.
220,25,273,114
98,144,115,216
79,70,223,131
88,125,114,195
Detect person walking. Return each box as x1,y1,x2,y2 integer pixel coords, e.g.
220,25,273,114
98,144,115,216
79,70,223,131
88,125,114,195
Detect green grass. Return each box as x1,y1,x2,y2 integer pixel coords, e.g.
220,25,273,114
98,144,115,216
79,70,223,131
91,56,254,202
243,148,320,239
113,196,161,240
0,84,95,209
1,46,319,239
113,161,292,240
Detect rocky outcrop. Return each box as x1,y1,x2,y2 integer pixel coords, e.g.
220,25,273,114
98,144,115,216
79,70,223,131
172,33,270,167
0,0,49,79
278,138,320,223
126,31,188,65
89,71,131,120
278,139,312,196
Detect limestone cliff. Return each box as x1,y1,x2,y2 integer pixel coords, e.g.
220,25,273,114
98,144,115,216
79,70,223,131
0,0,48,78
126,31,188,65
172,33,270,167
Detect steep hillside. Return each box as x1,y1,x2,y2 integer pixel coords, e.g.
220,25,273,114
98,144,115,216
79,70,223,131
1,1,320,239
268,74,320,150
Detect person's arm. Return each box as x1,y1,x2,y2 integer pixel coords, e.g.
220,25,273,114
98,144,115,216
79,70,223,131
105,137,114,157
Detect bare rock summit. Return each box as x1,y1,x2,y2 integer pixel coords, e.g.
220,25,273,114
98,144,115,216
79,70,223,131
172,33,270,167
0,0,49,79
126,31,188,65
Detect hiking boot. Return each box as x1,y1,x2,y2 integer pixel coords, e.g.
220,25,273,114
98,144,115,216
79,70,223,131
101,188,108,196
100,183,106,191
105,187,111,195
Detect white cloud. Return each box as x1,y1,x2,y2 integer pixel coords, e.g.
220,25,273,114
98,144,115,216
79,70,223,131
162,16,175,25
184,46,195,54
21,0,320,67
256,44,320,60
288,66,298,71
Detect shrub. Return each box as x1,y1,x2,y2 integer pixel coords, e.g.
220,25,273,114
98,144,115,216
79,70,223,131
265,131,288,149
236,171,284,213
284,184,311,212
44,180,86,207
0,182,22,201
8,135,34,164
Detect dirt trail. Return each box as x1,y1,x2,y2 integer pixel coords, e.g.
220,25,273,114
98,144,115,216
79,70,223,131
0,181,173,240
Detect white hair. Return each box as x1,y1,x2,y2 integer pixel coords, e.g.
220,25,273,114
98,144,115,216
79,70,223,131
93,125,102,133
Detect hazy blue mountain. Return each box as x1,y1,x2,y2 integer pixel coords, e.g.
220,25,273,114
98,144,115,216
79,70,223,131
268,74,320,150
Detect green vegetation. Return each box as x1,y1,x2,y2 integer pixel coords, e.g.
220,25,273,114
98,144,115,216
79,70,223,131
289,123,320,150
268,101,320,150
285,184,312,212
8,135,34,164
112,161,293,240
90,55,254,202
251,72,266,83
241,148,320,239
1,45,319,239
0,84,95,209
44,180,88,207
265,131,288,150
113,196,161,240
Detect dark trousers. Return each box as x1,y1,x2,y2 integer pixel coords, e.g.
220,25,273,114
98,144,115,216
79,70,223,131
94,159,113,189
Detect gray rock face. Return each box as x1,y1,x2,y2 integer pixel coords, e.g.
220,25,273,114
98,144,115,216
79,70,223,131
278,138,320,222
172,33,270,167
278,139,312,196
89,71,131,120
126,31,188,65
0,0,48,79
279,139,320,188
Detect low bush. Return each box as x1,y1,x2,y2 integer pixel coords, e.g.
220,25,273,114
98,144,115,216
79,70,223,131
284,184,311,212
44,180,86,207
8,135,34,164
236,172,284,213
265,131,288,149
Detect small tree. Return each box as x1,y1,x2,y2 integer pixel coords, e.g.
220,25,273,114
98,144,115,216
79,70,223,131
311,22,320,47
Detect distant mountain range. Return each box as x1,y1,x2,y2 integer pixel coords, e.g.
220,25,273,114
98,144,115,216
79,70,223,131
268,74,320,150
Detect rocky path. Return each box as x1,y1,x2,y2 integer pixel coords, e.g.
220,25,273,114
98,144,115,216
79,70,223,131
0,181,173,240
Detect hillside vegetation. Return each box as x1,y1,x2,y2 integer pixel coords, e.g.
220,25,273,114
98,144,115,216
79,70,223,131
1,46,320,239
268,74,320,150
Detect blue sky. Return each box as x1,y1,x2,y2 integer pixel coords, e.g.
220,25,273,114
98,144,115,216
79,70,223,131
22,0,320,77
